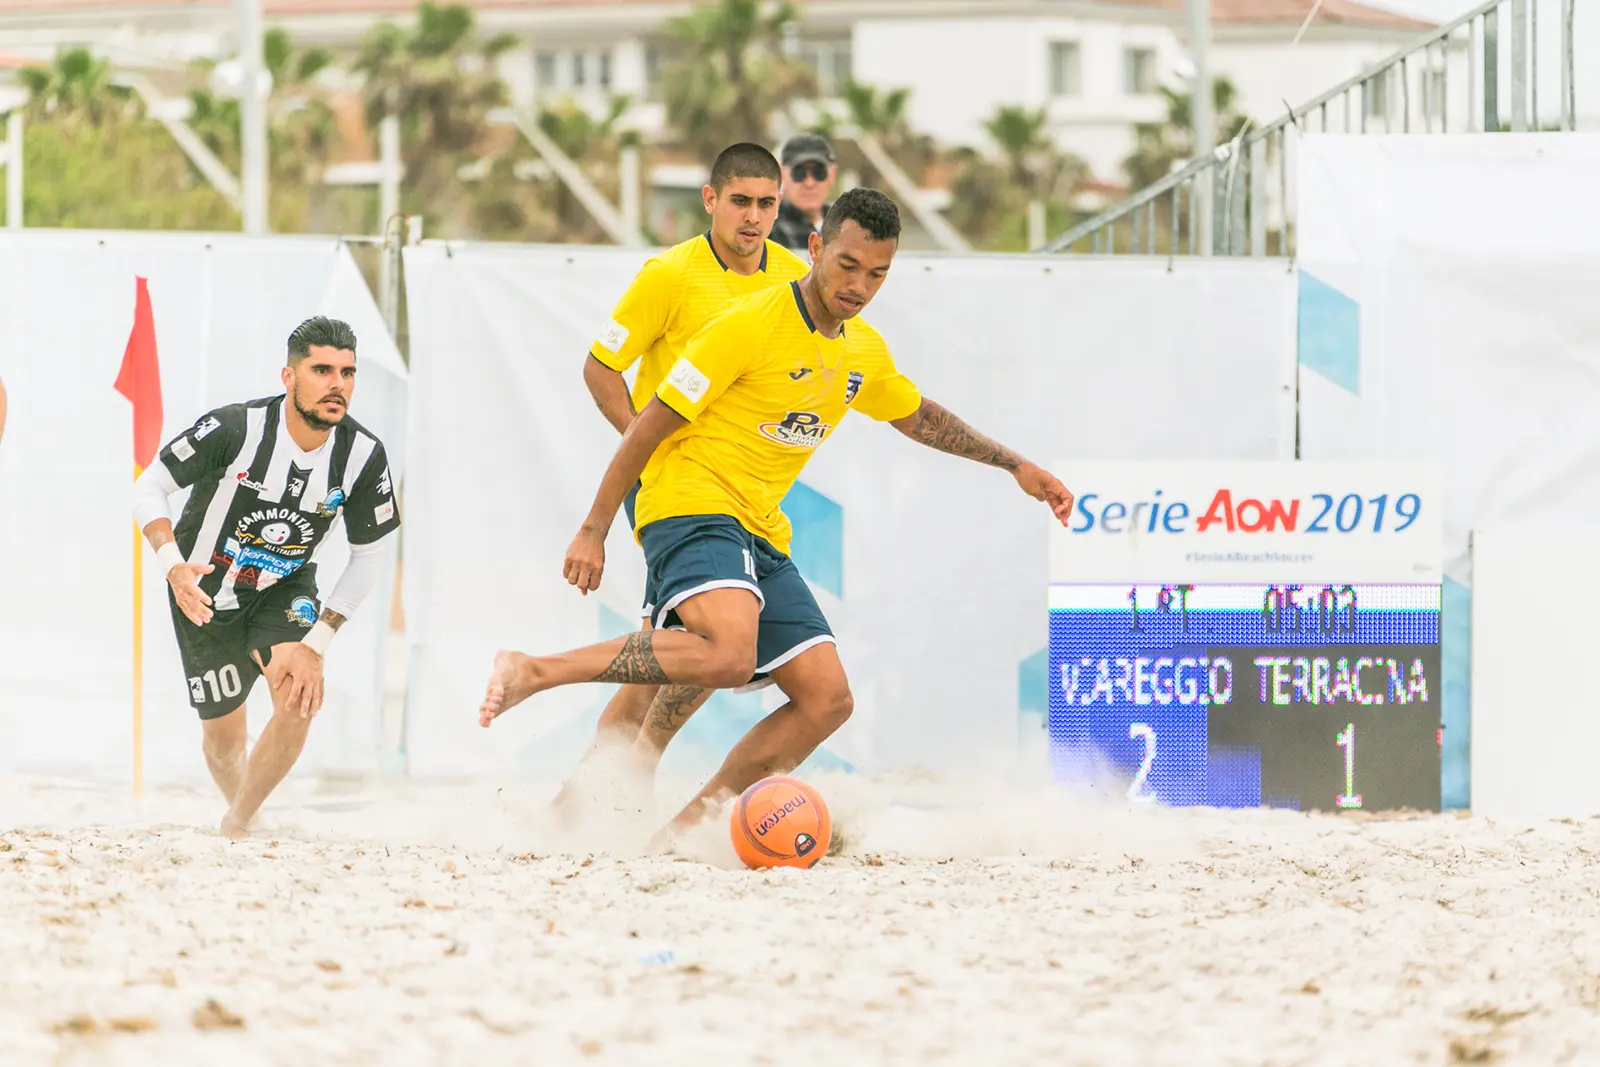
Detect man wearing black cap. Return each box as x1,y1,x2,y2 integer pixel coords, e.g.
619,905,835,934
770,133,838,255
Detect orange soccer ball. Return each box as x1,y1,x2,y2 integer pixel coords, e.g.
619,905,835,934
730,775,832,869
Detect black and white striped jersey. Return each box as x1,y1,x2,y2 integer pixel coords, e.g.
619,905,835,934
154,395,400,615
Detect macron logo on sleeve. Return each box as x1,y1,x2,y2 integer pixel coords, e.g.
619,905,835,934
597,319,629,353
667,359,711,403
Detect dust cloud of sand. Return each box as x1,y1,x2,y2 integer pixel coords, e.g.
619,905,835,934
7,771,1600,1065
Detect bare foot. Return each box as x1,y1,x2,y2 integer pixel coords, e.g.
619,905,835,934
479,650,548,727
220,809,249,842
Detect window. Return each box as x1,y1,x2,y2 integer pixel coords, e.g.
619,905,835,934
1123,47,1156,95
798,39,853,96
572,51,588,88
597,49,612,90
1049,42,1081,97
1363,70,1389,121
535,50,558,91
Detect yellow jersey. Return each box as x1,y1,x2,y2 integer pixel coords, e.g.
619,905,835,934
637,281,923,555
590,234,811,413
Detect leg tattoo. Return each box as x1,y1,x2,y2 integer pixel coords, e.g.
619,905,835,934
648,685,706,735
593,631,670,684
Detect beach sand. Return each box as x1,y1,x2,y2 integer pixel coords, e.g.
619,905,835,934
4,770,1599,1066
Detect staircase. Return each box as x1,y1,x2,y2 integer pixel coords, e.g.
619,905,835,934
1038,0,1578,257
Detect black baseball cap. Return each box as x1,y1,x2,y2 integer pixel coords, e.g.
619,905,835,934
781,133,835,167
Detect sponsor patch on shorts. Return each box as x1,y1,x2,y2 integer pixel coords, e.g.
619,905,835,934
666,359,711,403
374,501,395,524
171,437,196,462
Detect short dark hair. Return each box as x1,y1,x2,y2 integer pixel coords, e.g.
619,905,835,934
821,187,901,244
287,316,357,364
709,142,782,190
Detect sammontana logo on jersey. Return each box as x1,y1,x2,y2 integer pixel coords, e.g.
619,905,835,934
758,411,833,448
232,507,318,558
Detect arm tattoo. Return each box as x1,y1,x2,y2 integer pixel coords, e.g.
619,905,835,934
902,399,1023,471
319,609,347,631
593,631,670,685
647,685,705,735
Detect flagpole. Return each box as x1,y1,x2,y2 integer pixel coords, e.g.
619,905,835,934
133,464,145,799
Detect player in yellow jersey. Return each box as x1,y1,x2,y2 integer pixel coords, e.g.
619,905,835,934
554,143,810,820
482,189,1074,841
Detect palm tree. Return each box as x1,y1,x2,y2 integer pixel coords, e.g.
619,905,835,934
948,105,1085,249
185,28,342,231
472,96,643,243
1123,76,1251,192
983,105,1084,206
817,81,939,186
661,0,815,159
355,2,517,234
19,47,133,128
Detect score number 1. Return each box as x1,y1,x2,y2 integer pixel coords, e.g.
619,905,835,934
1336,723,1363,809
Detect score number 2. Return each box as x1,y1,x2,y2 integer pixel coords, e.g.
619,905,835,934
1128,722,1156,804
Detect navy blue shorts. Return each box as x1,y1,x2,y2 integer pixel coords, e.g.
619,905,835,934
638,515,834,691
622,480,642,530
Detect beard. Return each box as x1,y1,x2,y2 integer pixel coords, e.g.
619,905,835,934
293,384,344,431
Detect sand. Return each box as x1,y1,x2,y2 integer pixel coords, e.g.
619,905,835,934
3,770,1599,1067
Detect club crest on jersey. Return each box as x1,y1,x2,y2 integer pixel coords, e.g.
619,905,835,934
286,597,319,628
758,411,831,448
844,370,864,405
316,487,346,518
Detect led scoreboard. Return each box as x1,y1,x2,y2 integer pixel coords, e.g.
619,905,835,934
1047,462,1443,813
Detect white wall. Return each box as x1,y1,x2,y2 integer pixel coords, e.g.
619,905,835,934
852,15,1174,180
1215,33,1471,136
400,246,1297,781
1297,132,1600,812
0,233,407,786
1470,524,1600,819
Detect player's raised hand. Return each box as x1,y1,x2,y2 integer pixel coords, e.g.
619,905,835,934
253,644,325,720
167,562,216,626
563,526,607,595
1013,462,1075,527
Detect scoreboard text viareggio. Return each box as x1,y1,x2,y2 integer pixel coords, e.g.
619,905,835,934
1047,462,1443,814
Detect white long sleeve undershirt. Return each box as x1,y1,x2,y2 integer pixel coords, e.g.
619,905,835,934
133,459,392,620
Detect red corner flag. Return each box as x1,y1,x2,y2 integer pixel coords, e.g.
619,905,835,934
114,276,164,470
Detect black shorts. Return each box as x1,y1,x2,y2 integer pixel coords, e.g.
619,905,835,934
169,581,321,719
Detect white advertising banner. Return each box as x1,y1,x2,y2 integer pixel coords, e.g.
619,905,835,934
0,232,407,785
402,244,1297,779
1296,134,1600,809
1051,460,1443,584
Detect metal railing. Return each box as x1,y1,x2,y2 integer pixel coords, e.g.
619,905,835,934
1039,0,1578,257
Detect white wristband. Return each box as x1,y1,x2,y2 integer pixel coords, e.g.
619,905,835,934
155,541,187,576
302,620,335,657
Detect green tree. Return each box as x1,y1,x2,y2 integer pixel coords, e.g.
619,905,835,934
1123,76,1251,192
947,105,1085,250
18,47,133,129
19,47,236,229
812,81,939,187
662,0,815,159
355,2,517,236
186,27,342,231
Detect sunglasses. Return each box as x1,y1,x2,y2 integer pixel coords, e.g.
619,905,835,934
789,162,829,183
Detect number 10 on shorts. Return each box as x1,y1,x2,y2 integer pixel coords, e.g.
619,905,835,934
189,665,243,704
